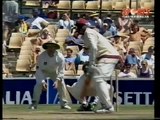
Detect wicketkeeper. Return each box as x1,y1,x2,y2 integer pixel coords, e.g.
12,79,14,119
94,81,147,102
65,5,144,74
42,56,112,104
30,41,71,110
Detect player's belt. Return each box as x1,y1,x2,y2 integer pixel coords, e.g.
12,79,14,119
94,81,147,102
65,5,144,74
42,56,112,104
96,55,121,61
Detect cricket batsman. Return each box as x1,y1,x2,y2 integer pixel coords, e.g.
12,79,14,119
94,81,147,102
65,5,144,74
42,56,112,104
30,40,71,110
70,18,122,113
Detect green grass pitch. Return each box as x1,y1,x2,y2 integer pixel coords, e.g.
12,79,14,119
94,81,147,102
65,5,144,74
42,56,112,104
3,104,154,120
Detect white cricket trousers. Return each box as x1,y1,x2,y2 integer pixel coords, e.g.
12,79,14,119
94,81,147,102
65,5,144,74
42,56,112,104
32,78,70,107
90,63,116,108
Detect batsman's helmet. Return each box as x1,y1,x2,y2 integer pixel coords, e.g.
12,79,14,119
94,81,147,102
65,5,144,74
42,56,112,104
75,18,89,32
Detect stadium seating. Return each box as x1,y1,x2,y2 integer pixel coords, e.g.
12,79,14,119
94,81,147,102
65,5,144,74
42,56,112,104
47,24,58,33
20,45,34,51
8,36,23,49
64,70,75,76
142,45,152,54
27,29,41,37
140,0,154,10
25,1,40,6
66,45,79,56
72,1,86,11
19,49,34,57
16,59,31,72
124,0,140,9
57,1,71,10
18,55,33,63
113,1,126,10
86,1,99,10
2,3,154,78
11,32,25,41
143,37,154,46
56,29,70,37
55,37,67,43
22,39,34,50
77,70,84,76
101,1,112,10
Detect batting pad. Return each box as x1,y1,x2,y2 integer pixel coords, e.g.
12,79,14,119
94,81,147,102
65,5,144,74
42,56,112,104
66,74,97,103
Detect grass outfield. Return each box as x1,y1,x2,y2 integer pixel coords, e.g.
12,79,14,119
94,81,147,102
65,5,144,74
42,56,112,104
3,105,154,120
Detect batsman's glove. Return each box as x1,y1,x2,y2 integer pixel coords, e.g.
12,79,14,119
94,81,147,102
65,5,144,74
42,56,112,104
42,80,48,91
82,61,97,76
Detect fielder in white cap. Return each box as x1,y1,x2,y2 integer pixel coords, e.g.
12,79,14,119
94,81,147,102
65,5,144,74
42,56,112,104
30,41,71,110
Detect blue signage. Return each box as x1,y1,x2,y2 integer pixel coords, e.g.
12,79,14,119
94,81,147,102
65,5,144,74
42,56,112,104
3,78,154,105
3,79,47,104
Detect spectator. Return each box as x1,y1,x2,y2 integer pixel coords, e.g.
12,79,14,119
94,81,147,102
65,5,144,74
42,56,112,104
3,0,19,45
138,60,153,78
49,0,59,7
140,46,154,68
3,0,19,23
118,14,132,33
118,63,137,78
103,13,117,36
3,41,7,56
100,23,112,37
58,12,74,31
125,48,140,67
112,34,127,53
47,11,58,19
103,13,114,26
43,2,50,8
88,13,103,30
3,64,10,78
30,47,41,71
38,29,53,45
112,34,127,62
75,47,89,70
65,31,84,50
38,9,48,18
80,13,90,20
30,9,49,30
19,18,28,34
129,24,142,42
65,48,76,73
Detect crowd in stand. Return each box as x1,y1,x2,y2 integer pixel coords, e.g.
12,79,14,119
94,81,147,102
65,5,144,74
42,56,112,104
3,8,154,78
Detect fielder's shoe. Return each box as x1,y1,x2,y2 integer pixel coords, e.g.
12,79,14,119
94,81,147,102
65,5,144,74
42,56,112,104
94,106,114,113
61,105,71,109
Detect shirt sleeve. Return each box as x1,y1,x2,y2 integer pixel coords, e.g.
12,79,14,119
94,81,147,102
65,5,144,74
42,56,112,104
41,18,49,24
118,72,125,77
15,2,19,14
58,19,63,28
118,17,123,26
85,32,98,65
35,53,46,83
56,54,65,81
149,68,153,78
69,20,75,27
131,73,137,78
